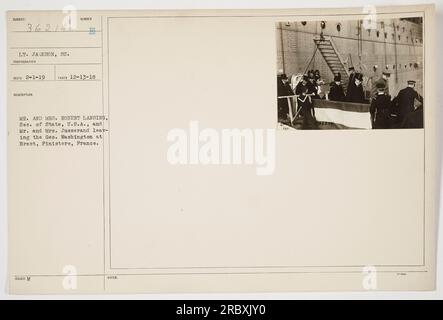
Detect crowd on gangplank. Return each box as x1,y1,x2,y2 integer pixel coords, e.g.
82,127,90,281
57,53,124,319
277,67,423,129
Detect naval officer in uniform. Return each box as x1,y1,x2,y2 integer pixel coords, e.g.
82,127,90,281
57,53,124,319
396,80,423,123
401,101,423,129
370,82,392,129
371,71,391,97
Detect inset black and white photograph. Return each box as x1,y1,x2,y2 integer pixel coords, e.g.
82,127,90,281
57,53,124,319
276,17,424,130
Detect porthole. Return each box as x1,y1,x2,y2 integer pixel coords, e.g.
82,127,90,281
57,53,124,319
301,21,307,26
336,23,341,32
320,21,326,29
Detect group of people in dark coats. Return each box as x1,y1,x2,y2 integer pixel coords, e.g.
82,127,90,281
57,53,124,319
328,66,423,129
277,66,423,129
370,79,423,129
328,67,367,103
277,71,322,128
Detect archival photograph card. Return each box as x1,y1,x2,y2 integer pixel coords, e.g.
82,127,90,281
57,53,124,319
7,5,437,294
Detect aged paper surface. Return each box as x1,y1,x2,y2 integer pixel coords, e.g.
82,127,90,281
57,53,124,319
7,5,437,293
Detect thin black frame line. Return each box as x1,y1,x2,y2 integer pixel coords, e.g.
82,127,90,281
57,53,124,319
10,63,102,66
107,16,112,272
107,11,424,19
10,80,102,82
422,9,426,266
105,11,426,272
101,15,106,292
11,30,102,33
9,46,102,49
13,270,428,278
109,263,426,270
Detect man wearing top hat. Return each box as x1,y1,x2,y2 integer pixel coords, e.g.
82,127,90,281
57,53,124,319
346,73,366,103
295,75,309,96
370,82,392,129
277,73,294,123
314,70,321,82
328,75,346,101
296,81,318,129
346,66,356,94
395,80,423,123
372,71,391,97
305,71,320,98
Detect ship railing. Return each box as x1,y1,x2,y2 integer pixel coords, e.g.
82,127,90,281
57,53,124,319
277,94,316,122
278,94,371,127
